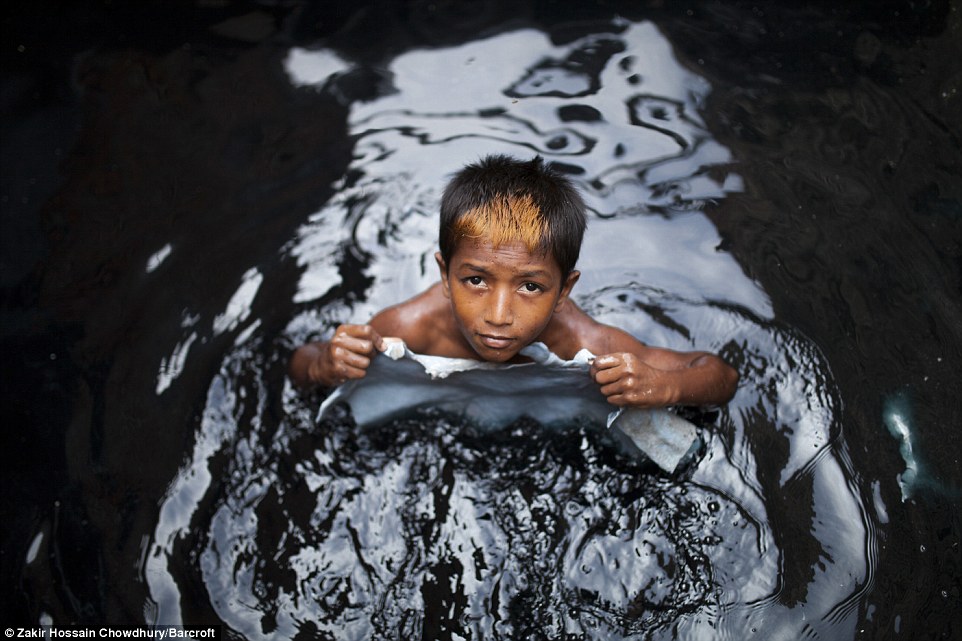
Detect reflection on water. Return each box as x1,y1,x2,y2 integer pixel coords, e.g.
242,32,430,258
144,18,876,640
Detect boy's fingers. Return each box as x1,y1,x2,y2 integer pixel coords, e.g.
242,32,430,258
340,324,385,354
332,363,368,384
604,392,654,408
593,366,621,385
341,363,368,379
590,354,621,372
592,355,628,383
338,323,376,340
599,378,629,397
598,379,630,405
603,393,627,406
333,334,377,356
333,347,371,370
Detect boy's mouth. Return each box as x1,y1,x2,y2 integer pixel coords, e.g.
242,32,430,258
478,333,514,349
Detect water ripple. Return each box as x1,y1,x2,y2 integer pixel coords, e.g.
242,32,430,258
144,17,876,640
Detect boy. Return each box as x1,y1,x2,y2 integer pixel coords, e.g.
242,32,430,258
290,155,738,409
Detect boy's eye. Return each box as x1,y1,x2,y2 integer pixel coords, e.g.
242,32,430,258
521,282,543,293
465,276,484,286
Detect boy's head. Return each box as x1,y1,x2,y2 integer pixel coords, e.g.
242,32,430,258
438,154,587,275
434,155,586,362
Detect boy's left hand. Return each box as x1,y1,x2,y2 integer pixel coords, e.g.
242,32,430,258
590,352,676,408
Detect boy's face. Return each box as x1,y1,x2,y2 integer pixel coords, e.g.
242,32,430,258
436,238,579,362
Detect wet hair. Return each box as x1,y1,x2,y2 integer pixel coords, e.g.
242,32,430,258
439,154,587,275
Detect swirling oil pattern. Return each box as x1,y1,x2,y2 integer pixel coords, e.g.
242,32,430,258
143,20,876,640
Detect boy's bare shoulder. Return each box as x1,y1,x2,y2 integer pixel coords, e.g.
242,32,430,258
369,282,450,352
547,301,647,358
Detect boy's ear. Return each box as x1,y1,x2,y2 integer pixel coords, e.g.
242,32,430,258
555,270,580,312
435,252,451,298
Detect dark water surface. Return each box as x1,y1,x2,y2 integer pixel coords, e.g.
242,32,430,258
2,1,960,639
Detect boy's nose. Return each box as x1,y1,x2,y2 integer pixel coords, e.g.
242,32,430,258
484,289,513,326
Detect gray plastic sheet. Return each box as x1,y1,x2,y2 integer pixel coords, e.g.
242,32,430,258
318,339,698,472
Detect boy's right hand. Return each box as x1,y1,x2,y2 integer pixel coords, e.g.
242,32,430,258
294,324,384,388
321,324,384,385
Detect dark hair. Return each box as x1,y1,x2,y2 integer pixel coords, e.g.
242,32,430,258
439,154,587,275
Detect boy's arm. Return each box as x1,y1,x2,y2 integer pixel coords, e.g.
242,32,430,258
288,285,439,389
288,324,384,389
579,320,738,408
